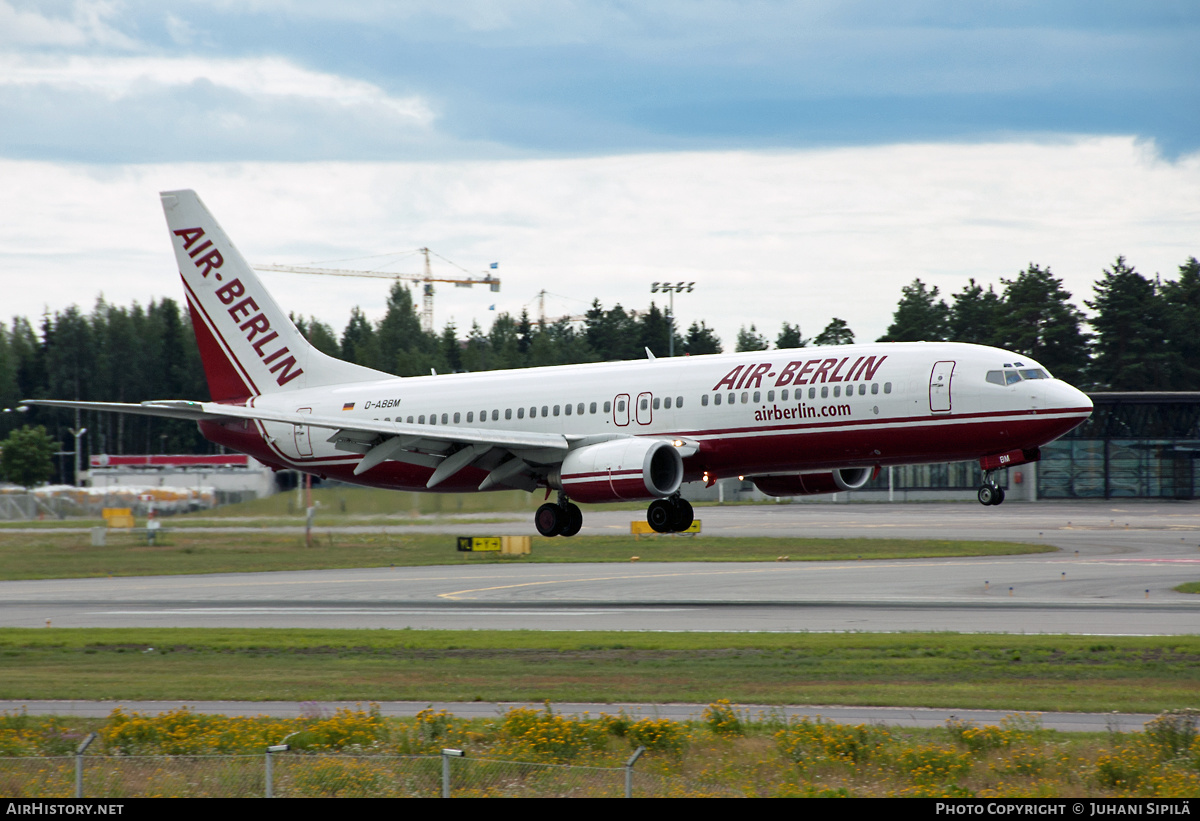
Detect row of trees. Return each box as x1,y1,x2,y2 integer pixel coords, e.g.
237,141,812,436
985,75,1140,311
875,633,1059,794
0,298,209,460
1,254,1195,473
735,317,856,352
878,257,1200,390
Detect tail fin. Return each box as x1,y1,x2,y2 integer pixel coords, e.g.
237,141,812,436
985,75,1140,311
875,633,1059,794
161,189,389,401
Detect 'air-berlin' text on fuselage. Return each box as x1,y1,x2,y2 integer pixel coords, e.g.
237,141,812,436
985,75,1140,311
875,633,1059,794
173,227,303,387
712,356,887,391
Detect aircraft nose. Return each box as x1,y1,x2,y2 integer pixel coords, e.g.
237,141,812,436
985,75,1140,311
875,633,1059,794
1049,379,1092,414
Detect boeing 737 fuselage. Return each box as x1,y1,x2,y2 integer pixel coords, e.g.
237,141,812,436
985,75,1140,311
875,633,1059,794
28,190,1094,536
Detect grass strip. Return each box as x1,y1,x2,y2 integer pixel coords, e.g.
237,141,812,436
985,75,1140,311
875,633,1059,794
0,531,1051,580
0,629,1195,713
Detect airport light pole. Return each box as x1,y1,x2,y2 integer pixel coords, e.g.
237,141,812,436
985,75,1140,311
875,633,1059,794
650,281,695,357
69,407,87,487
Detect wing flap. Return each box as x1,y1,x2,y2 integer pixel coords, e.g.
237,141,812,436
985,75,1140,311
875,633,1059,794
23,398,569,451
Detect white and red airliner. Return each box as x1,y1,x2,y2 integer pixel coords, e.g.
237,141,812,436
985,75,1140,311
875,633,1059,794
29,190,1093,536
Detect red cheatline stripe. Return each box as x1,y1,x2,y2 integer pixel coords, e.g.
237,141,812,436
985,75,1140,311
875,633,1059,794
674,407,1092,440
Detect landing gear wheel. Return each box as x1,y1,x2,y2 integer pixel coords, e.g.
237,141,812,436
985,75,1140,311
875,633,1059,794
535,503,563,537
977,485,996,506
670,497,694,531
559,503,583,537
647,499,674,533
992,486,1006,505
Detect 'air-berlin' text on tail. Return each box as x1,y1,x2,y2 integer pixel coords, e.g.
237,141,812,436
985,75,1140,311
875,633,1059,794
161,189,388,401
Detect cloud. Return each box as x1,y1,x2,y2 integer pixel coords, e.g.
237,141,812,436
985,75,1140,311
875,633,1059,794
0,0,138,49
0,53,433,118
4,2,1196,161
0,52,442,161
2,138,1197,350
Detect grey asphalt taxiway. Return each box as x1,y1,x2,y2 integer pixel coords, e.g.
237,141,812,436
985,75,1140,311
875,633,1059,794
3,501,1197,730
2,501,1198,634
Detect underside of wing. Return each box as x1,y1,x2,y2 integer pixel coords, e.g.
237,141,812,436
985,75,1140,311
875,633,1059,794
22,398,576,492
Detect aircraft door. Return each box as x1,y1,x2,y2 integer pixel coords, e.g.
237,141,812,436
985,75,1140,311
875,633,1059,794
294,408,313,456
614,394,630,426
929,362,954,413
636,392,653,425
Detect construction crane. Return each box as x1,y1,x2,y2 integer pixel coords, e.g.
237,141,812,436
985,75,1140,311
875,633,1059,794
254,248,500,333
530,289,590,327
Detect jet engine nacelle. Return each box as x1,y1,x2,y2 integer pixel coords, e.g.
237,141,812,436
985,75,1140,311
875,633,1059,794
753,467,876,498
550,438,684,503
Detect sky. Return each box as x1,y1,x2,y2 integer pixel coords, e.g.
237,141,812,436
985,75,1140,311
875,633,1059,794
2,1,1198,352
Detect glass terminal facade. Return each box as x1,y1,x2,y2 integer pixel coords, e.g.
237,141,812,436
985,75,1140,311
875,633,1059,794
1039,393,1200,500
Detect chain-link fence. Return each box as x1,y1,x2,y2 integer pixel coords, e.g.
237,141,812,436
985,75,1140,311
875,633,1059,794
0,750,719,798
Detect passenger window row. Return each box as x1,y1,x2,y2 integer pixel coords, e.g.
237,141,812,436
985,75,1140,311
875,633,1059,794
700,383,892,406
369,382,899,425
371,396,685,425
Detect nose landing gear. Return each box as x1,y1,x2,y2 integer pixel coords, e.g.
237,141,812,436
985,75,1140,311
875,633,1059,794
977,473,1006,506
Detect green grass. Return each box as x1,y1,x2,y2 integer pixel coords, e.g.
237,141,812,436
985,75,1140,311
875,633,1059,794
0,629,1196,713
0,529,1053,579
1174,582,1200,594
188,487,597,518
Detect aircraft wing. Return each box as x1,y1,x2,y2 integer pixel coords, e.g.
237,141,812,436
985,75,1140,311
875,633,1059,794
21,398,583,491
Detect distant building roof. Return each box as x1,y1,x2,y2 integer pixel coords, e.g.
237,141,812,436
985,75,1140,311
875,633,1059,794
1072,393,1200,439
89,454,252,468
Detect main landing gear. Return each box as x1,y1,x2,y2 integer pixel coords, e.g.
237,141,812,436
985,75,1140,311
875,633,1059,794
647,495,694,533
535,495,583,537
977,472,1006,506
534,494,695,537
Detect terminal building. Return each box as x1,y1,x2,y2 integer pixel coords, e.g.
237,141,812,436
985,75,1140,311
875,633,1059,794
86,453,275,507
1036,392,1200,500
857,392,1200,502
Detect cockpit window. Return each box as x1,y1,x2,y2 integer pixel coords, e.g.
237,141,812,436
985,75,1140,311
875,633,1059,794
988,367,1050,386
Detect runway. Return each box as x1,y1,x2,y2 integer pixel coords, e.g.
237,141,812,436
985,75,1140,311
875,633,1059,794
3,501,1199,634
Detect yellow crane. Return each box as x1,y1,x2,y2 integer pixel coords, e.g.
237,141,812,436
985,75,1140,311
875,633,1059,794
254,248,500,333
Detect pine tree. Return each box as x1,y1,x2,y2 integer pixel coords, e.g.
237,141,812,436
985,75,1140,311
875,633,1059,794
813,318,855,346
377,282,432,375
461,321,490,372
878,279,949,342
1086,257,1169,390
948,279,1002,345
682,321,722,355
440,322,463,372
776,322,806,349
584,302,639,361
487,313,522,369
341,307,377,369
993,264,1090,386
638,302,672,358
735,324,770,352
1160,257,1200,390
